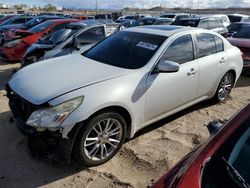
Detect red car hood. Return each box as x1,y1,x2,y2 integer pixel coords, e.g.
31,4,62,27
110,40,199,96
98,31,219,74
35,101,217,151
228,37,250,48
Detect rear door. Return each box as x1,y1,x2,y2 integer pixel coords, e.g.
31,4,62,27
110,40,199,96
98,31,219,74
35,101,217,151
194,33,226,98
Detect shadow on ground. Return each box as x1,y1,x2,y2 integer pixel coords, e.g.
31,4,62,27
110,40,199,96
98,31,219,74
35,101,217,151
235,75,250,88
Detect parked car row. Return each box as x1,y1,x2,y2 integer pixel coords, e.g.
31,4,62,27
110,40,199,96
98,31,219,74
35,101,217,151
22,20,110,66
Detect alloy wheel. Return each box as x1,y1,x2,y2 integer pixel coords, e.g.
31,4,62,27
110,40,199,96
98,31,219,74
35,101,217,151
218,73,234,101
83,118,123,161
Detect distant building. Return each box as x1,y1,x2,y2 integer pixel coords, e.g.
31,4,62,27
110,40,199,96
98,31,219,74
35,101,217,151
0,3,7,8
56,6,63,11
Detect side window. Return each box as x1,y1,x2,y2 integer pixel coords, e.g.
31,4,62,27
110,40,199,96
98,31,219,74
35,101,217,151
214,35,224,52
198,20,208,29
77,26,105,43
208,20,216,29
196,33,217,58
160,34,194,64
12,18,26,24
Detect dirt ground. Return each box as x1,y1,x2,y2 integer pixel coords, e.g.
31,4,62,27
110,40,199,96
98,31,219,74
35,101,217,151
0,62,249,188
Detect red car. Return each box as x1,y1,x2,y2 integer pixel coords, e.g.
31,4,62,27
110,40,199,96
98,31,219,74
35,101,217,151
227,25,250,74
153,103,250,188
0,19,77,62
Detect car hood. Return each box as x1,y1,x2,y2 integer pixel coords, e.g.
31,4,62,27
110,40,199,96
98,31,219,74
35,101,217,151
9,53,133,105
228,37,250,48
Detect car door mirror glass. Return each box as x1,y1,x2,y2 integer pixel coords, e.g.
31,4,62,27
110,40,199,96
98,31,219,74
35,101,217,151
155,60,180,73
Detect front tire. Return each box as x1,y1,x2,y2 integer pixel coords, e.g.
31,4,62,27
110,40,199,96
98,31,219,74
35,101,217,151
214,72,235,102
74,112,127,166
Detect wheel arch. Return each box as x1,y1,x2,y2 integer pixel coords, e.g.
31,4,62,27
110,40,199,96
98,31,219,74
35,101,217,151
71,105,133,139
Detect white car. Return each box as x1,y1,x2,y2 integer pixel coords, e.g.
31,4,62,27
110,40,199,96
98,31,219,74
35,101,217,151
7,25,243,166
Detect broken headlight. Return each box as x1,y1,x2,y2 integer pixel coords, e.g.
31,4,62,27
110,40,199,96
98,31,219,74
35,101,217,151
26,96,83,129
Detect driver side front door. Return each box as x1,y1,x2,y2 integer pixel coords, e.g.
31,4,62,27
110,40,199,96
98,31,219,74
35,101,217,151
145,34,199,124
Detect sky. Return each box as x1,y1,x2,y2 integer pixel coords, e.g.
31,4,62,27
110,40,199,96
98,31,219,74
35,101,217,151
1,0,250,9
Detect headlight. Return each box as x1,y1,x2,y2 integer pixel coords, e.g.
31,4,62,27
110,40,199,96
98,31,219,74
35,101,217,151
26,96,84,129
4,39,21,47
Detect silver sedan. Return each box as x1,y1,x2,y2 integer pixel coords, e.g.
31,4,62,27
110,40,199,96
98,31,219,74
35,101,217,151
8,25,243,166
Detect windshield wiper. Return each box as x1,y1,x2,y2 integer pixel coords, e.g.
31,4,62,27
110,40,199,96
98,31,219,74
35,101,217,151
221,156,250,188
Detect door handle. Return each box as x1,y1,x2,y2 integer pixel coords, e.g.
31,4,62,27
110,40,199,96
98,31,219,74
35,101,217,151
187,68,197,76
220,58,226,64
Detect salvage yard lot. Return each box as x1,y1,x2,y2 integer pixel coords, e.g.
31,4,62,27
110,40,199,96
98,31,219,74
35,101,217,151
0,62,250,188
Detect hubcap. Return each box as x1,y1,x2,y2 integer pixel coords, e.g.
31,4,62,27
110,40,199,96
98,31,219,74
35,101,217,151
84,118,122,161
218,74,233,101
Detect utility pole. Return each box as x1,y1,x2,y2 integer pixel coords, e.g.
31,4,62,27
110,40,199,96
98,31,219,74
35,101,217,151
96,0,98,14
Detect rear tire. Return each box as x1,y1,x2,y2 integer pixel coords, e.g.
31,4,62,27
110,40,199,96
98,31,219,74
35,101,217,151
74,111,127,167
213,72,235,102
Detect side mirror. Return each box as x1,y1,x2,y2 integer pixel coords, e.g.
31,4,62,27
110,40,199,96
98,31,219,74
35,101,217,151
154,60,180,73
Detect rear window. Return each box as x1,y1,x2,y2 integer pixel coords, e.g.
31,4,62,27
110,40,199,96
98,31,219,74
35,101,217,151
84,31,166,69
228,15,242,23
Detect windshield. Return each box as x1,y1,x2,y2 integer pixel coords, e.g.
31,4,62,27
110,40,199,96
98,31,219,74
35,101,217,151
233,27,250,39
201,118,250,188
28,20,54,33
84,31,166,69
0,16,18,25
24,17,45,28
172,20,199,27
160,14,175,18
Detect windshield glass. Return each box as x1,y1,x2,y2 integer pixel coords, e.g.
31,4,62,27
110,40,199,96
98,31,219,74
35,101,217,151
24,17,45,28
201,118,250,188
0,16,18,25
233,27,250,39
172,20,199,27
28,20,54,32
160,14,175,18
228,15,242,23
84,31,166,69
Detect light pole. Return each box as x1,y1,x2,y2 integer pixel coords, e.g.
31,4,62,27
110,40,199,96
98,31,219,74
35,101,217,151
96,0,98,14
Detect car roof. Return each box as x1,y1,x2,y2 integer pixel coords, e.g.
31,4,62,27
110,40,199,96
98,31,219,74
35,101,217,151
36,15,62,19
68,20,103,28
46,19,77,23
161,13,189,15
177,17,219,21
126,25,199,37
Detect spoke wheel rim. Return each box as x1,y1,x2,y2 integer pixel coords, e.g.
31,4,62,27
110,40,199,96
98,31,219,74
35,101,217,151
218,74,233,101
84,118,123,161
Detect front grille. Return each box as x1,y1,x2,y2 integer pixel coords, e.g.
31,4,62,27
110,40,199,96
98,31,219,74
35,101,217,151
10,92,37,121
6,85,47,122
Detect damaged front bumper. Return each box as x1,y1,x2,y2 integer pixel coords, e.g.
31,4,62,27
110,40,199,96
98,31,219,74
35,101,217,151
6,84,79,163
